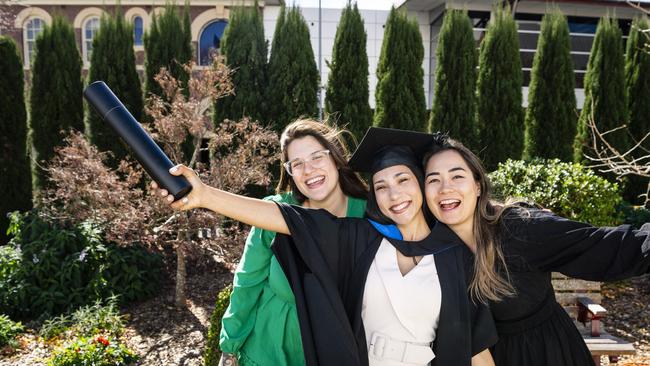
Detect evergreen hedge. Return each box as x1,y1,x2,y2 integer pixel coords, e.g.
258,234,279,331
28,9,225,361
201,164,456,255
476,6,524,171
29,16,83,197
574,16,628,163
325,2,372,141
214,3,268,126
429,9,478,149
523,9,577,162
144,2,193,100
623,17,650,205
374,7,427,131
0,37,32,244
86,11,143,168
266,6,319,132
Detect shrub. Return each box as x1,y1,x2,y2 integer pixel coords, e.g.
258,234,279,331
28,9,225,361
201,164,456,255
40,297,125,340
29,15,83,196
429,9,478,149
618,202,650,229
490,159,622,226
204,284,233,366
374,7,427,131
1,211,162,320
47,335,138,366
0,36,32,245
0,314,24,349
476,5,524,170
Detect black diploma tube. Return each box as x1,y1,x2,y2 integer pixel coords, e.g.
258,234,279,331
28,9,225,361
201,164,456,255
83,81,192,201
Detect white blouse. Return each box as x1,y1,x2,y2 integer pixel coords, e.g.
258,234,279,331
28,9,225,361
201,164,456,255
362,239,442,366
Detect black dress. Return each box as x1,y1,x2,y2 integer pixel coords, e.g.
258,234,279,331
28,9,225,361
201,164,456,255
490,207,650,366
271,203,498,366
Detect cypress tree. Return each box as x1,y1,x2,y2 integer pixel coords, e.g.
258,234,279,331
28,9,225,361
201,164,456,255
374,7,426,131
523,9,577,162
325,2,372,141
574,16,628,163
214,2,268,126
624,17,650,204
266,6,319,132
86,11,143,168
29,15,83,196
144,2,192,100
429,9,478,149
476,5,524,171
0,37,32,244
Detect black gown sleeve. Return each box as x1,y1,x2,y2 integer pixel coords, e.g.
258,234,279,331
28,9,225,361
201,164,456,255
502,208,650,281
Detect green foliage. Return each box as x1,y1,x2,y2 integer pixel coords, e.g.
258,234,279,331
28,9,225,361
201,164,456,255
214,3,268,126
0,314,24,349
477,6,524,170
0,36,32,245
524,9,577,162
266,6,319,132
29,16,83,197
429,9,478,148
0,211,162,321
40,297,125,340
204,284,233,366
86,11,143,168
490,159,622,226
623,17,650,204
574,16,629,163
144,2,192,100
47,335,138,366
618,202,650,229
374,7,427,131
325,2,372,141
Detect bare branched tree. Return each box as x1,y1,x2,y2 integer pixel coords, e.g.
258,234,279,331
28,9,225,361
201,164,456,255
41,58,280,308
584,117,650,206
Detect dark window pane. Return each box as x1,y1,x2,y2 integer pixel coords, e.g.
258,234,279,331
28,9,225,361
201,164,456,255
134,16,143,46
199,20,228,66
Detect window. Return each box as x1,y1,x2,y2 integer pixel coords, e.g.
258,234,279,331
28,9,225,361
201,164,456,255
198,20,228,66
83,17,100,63
24,17,44,66
133,16,143,46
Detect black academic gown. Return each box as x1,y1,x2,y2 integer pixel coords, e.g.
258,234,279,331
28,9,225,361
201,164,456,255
490,207,650,366
271,203,498,366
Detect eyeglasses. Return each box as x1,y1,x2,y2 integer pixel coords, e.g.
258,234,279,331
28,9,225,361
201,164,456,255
283,149,331,176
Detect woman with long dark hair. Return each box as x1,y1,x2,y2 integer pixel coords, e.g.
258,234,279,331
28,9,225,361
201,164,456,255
420,133,649,366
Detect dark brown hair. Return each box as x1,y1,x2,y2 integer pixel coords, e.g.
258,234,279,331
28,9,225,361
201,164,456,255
275,118,368,202
423,135,515,303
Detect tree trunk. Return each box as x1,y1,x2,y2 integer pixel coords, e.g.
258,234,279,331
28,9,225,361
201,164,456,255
175,230,187,307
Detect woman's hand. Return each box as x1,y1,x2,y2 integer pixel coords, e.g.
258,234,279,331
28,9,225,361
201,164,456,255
471,349,495,366
150,164,206,210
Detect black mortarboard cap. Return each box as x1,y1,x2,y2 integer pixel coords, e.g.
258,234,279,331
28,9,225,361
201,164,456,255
348,127,434,175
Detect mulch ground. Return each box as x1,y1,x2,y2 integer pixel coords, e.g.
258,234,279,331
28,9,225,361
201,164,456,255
1,269,648,366
600,274,650,366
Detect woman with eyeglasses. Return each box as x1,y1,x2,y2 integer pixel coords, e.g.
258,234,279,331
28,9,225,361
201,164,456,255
218,119,368,366
152,127,498,366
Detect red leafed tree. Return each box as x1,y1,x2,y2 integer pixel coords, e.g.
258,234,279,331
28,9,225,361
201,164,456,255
41,58,280,307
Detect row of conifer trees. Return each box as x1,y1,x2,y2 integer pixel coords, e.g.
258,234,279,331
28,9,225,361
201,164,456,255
1,3,649,243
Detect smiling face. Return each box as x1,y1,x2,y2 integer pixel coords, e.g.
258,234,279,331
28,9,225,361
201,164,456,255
286,135,341,203
372,164,423,227
424,149,480,234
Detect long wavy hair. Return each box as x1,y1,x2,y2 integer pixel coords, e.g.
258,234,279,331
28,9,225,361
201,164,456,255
423,135,515,304
275,118,368,202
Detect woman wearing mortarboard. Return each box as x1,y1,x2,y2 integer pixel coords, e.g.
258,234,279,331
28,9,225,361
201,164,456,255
152,127,498,366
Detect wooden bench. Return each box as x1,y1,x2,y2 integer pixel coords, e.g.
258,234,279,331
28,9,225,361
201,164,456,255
552,273,636,365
